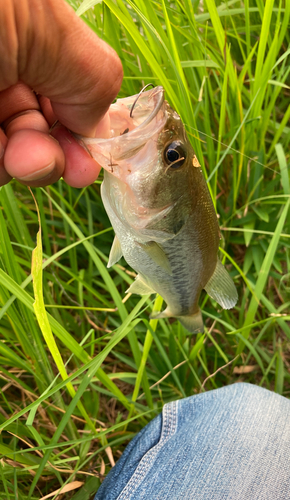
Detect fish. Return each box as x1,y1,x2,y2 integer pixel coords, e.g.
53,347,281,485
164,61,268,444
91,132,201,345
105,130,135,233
78,86,238,333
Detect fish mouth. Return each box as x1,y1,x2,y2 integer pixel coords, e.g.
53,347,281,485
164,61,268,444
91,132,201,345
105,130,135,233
77,86,166,172
126,86,165,132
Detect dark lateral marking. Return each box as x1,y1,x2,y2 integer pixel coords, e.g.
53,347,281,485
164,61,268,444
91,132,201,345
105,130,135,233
173,219,185,235
121,128,129,135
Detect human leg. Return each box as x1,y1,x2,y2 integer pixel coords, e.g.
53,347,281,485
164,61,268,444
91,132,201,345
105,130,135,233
95,383,290,500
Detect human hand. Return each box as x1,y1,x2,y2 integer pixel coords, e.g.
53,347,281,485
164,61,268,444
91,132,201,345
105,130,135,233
0,0,122,188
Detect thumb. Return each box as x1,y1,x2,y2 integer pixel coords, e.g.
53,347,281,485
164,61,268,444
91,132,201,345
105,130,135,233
2,0,123,136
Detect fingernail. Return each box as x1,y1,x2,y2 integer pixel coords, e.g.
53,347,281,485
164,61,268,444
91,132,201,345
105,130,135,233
17,161,55,181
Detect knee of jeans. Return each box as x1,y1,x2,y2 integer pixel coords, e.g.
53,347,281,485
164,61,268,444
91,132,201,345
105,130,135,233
226,382,277,404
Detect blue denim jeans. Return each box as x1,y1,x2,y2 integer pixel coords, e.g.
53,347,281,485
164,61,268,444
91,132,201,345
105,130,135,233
95,383,290,499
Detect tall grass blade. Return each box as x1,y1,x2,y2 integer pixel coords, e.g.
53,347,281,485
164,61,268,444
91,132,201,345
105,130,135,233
237,198,290,353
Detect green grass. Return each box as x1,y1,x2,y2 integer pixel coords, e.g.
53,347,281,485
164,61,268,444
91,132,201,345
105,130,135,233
1,0,290,498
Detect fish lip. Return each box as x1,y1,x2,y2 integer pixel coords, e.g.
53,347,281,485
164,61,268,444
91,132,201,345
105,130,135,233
73,86,166,177
131,86,164,132
77,86,165,147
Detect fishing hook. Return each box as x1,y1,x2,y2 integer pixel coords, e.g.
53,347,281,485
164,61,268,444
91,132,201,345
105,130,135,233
130,83,155,118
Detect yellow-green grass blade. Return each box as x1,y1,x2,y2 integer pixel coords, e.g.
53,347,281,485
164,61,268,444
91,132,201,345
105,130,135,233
0,184,33,251
0,192,54,385
0,228,114,322
28,295,149,496
237,198,290,353
275,144,290,196
102,0,178,110
76,0,102,16
160,0,193,115
253,0,275,97
269,106,290,156
0,266,140,414
180,60,220,69
146,322,186,398
0,269,90,363
207,89,260,183
275,338,284,395
235,333,265,374
131,294,163,409
204,0,225,55
30,190,96,432
0,219,141,414
42,187,145,370
123,0,205,168
0,295,149,436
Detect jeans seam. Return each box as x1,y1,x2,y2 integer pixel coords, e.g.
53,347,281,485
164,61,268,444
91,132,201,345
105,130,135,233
117,400,178,500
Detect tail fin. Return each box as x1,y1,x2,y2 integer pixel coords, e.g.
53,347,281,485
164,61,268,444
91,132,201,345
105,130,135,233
150,307,204,334
178,309,204,334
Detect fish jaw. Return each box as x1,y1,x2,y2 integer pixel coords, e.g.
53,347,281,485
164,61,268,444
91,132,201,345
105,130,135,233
76,86,167,182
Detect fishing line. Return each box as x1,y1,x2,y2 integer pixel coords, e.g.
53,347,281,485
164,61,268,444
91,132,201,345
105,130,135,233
184,124,289,178
177,41,289,179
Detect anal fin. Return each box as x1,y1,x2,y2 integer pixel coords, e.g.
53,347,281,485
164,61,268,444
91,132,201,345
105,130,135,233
150,307,173,320
126,275,156,295
107,236,123,268
204,259,238,309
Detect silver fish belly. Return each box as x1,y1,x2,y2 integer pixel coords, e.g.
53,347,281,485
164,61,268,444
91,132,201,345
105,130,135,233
79,86,238,333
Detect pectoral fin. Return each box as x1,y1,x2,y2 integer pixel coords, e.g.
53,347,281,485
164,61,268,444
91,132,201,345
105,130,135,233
204,259,238,309
107,236,123,268
126,275,156,295
137,241,172,275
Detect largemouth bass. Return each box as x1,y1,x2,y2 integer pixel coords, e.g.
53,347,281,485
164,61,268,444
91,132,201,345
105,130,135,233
80,86,238,333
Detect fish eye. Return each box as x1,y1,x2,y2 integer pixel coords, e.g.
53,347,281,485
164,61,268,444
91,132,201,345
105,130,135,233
164,141,187,169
